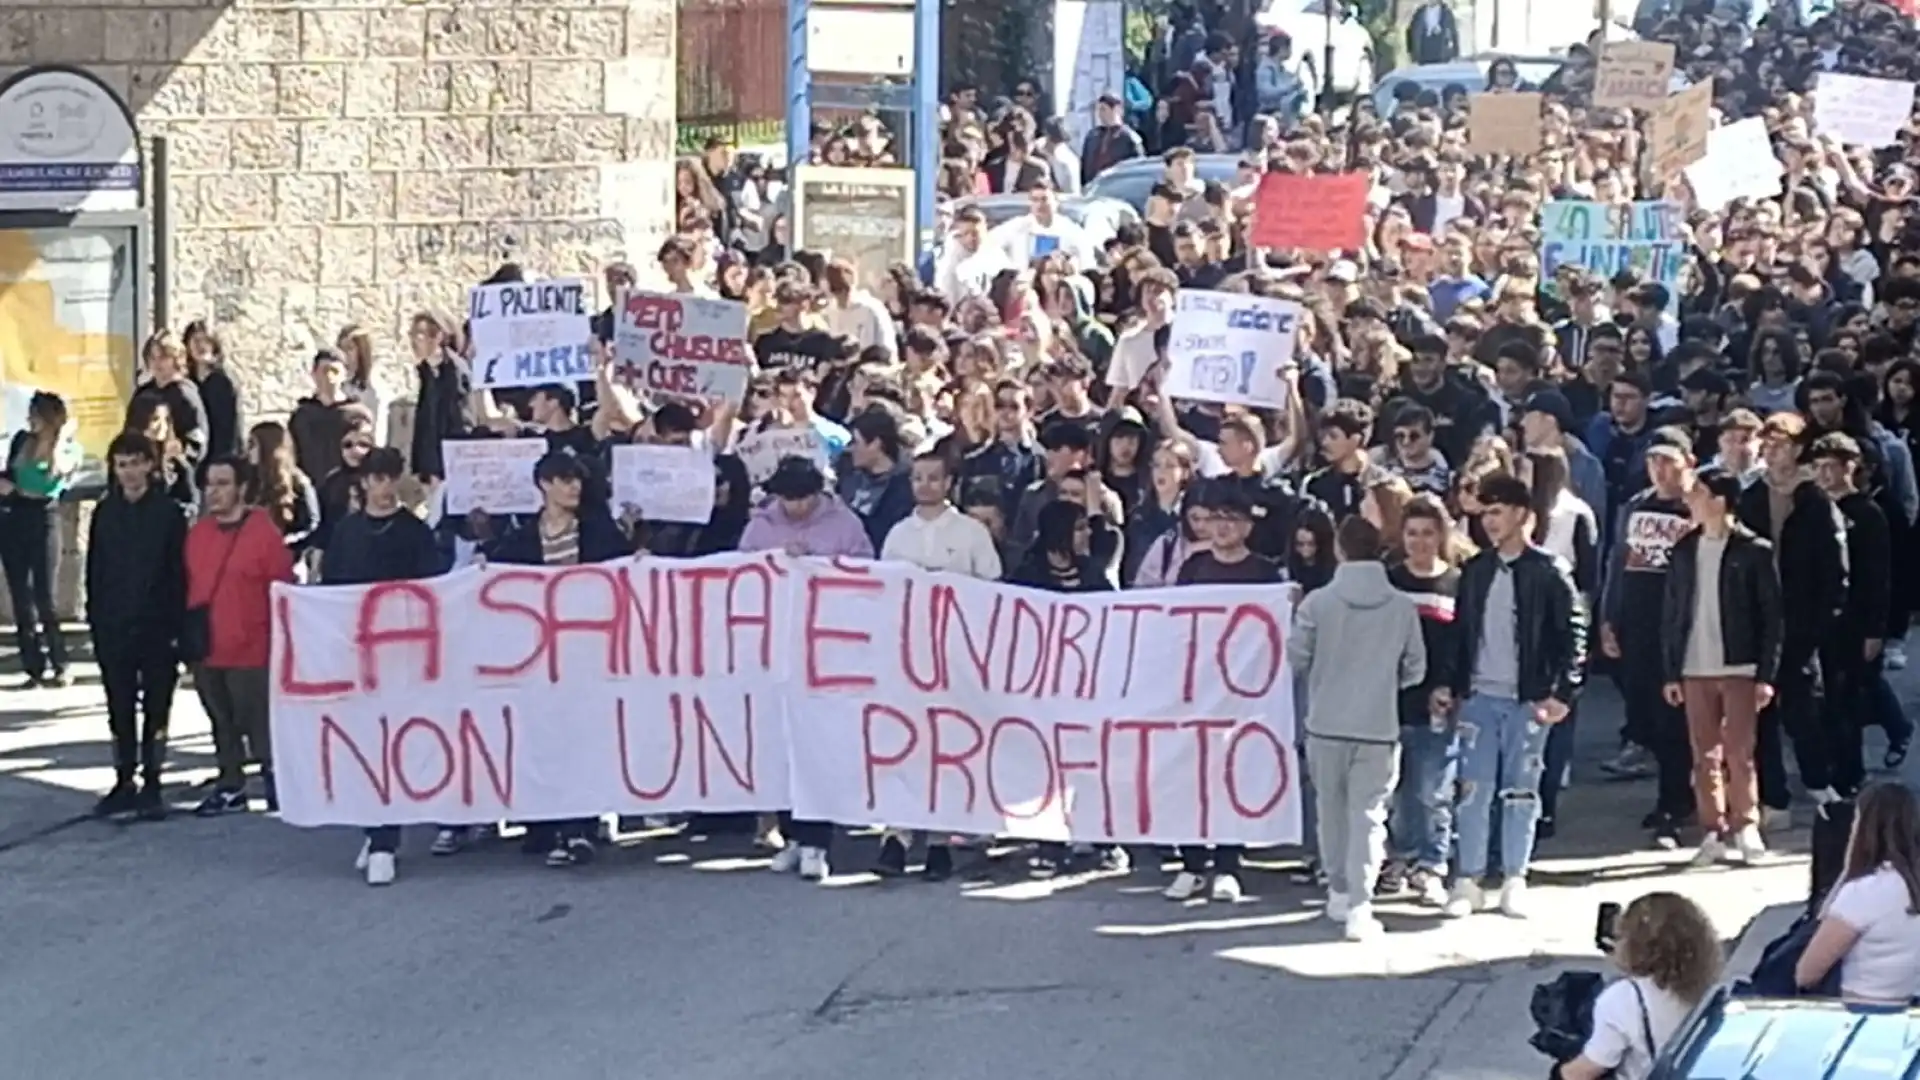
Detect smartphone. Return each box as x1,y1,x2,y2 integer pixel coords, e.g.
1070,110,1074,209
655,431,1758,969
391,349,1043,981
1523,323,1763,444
1595,901,1621,954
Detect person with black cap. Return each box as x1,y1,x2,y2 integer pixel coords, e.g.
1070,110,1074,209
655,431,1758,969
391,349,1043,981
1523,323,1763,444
741,454,873,883
1659,467,1782,868
488,450,636,870
1387,332,1496,471
1520,389,1607,527
1809,432,1893,799
1598,427,1695,843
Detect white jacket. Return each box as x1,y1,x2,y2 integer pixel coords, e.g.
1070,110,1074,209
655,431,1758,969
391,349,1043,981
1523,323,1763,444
881,506,1003,579
988,213,1097,272
825,291,896,361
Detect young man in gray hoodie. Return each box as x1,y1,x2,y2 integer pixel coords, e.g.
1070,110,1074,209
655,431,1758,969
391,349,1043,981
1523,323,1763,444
1288,515,1429,942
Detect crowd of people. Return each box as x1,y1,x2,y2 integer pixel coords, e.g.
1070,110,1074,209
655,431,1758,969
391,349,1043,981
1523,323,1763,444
3,3,1920,1039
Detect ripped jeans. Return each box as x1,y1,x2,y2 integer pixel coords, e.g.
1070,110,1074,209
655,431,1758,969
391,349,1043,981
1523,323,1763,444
1453,694,1549,881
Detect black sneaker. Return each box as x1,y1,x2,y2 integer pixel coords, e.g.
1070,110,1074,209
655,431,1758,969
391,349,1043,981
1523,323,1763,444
1640,808,1668,830
93,783,138,819
261,771,279,813
874,835,909,877
1535,816,1557,841
16,674,43,691
134,786,169,822
923,844,954,882
1375,861,1408,897
546,837,596,868
193,788,247,817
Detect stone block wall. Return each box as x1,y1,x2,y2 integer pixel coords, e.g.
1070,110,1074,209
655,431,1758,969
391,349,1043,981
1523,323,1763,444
0,0,677,621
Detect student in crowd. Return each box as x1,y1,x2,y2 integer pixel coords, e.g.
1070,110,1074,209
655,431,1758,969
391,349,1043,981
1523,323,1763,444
1808,432,1892,799
839,406,916,553
244,421,320,556
184,318,243,459
1447,472,1584,919
1557,893,1723,1080
124,392,199,510
1792,782,1920,1005
488,451,636,868
0,391,79,688
742,456,874,882
873,451,1002,881
1382,495,1465,908
84,431,188,820
1164,483,1285,903
1659,468,1782,868
289,348,369,485
186,455,296,816
321,448,448,884
129,330,209,474
1289,514,1427,941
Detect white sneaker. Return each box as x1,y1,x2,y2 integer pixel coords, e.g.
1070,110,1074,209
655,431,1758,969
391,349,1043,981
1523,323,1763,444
1735,826,1769,863
1888,641,1908,671
798,846,829,881
1411,869,1449,907
1444,880,1484,918
1690,835,1730,867
354,839,372,872
768,843,802,874
365,851,396,886
1210,873,1243,902
1163,871,1205,901
1498,878,1530,919
1344,904,1385,942
1325,890,1352,922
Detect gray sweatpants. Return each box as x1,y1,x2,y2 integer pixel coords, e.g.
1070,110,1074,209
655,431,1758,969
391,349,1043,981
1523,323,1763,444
1304,735,1401,904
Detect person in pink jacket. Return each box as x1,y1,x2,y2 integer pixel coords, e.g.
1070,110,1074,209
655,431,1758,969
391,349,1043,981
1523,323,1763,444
737,455,871,882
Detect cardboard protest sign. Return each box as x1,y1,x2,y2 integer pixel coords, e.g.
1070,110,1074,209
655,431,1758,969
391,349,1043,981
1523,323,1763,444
1467,92,1543,156
609,444,714,525
270,555,1303,845
467,280,592,390
1249,171,1369,253
734,425,832,485
1814,72,1916,148
1594,40,1676,110
1540,201,1684,309
440,438,545,515
1646,79,1713,178
1684,117,1784,210
612,290,751,403
1164,291,1300,408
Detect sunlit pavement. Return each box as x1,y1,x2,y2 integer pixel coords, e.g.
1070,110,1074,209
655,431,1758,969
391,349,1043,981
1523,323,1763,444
4,647,1909,1080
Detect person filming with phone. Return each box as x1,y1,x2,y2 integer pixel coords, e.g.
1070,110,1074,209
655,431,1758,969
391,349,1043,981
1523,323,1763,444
1553,893,1723,1080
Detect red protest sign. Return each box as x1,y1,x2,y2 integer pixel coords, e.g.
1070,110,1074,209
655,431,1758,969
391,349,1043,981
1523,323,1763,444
1250,171,1370,253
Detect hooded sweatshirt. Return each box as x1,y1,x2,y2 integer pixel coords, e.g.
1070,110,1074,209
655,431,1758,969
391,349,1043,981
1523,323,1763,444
1287,560,1428,744
738,495,874,559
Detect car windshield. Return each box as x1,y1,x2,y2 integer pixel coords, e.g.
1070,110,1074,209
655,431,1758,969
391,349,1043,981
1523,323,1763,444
1083,158,1241,211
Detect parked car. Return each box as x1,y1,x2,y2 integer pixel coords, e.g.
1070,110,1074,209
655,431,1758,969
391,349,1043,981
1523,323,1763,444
1256,0,1377,99
1370,53,1692,118
952,193,1143,251
1081,154,1248,214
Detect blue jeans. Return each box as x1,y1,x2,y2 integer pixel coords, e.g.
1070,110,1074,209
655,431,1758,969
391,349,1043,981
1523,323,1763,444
1388,724,1458,871
1454,694,1549,880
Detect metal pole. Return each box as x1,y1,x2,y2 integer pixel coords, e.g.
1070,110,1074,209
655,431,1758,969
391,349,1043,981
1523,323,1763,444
1321,0,1335,116
786,0,811,171
151,135,170,332
913,0,940,250
1597,0,1613,38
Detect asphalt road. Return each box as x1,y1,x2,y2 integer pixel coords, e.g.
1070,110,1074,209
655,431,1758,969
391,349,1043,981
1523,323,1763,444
3,642,1899,1080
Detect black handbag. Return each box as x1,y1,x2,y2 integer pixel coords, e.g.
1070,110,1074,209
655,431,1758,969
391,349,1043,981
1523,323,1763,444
179,525,245,664
1738,914,1843,998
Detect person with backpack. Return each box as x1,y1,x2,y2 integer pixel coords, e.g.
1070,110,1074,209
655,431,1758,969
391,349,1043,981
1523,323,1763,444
1551,893,1722,1080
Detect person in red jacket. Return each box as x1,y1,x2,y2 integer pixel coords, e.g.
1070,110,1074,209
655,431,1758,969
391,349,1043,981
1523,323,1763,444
185,454,295,815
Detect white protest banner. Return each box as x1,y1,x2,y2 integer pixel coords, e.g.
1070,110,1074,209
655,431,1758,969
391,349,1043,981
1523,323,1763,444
468,280,592,390
1594,40,1676,110
609,444,714,525
1684,117,1784,211
612,290,752,403
441,438,545,515
268,556,1302,845
1815,72,1916,148
1164,290,1300,408
734,426,831,485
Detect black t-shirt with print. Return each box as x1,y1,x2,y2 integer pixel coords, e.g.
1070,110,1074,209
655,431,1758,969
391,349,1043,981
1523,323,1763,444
1175,549,1283,585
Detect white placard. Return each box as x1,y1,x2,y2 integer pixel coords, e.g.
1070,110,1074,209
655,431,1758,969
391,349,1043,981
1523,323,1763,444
612,290,752,403
1684,117,1785,211
1814,72,1916,148
269,556,1302,846
1164,291,1301,408
610,443,714,525
734,426,831,485
467,279,593,390
441,438,546,515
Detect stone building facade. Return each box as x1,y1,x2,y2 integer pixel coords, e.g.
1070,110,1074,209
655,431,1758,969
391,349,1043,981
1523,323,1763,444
0,0,676,619
2,0,677,417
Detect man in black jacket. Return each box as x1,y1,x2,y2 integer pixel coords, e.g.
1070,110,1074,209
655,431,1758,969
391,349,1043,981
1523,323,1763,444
1735,412,1848,819
1078,93,1144,184
1445,473,1585,920
1659,469,1782,868
1810,433,1892,799
85,432,189,821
